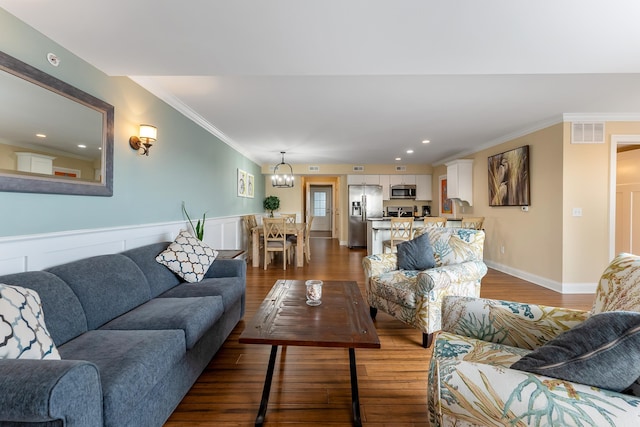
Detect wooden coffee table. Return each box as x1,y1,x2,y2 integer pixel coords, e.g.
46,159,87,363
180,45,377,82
239,279,380,426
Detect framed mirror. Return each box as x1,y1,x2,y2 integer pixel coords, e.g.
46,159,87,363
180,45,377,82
0,50,114,196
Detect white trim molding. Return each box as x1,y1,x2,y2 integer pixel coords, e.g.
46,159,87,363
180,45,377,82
485,260,597,294
0,215,247,276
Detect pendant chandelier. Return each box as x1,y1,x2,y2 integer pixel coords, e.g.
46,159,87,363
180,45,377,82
271,151,295,188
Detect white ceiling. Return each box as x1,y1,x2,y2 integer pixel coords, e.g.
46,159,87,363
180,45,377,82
3,0,640,166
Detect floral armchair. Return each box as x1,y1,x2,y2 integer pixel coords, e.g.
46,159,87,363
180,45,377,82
362,227,487,347
429,252,640,427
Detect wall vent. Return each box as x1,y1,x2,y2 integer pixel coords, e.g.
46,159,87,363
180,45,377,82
395,165,407,172
352,165,364,172
308,166,320,172
572,122,605,144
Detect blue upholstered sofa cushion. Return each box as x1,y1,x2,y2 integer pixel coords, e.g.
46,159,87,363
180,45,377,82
100,296,224,349
159,277,245,311
58,329,184,427
0,271,88,346
47,254,152,330
121,242,182,298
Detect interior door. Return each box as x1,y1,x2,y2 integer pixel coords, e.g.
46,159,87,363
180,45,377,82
310,185,332,232
615,183,640,254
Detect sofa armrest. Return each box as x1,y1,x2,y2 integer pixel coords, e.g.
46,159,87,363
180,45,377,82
441,296,590,350
362,253,398,280
429,359,640,427
0,359,102,427
205,258,246,279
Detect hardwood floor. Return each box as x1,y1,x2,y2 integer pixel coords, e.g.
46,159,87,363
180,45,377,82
164,238,594,427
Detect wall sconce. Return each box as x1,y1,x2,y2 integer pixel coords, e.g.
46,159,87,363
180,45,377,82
129,124,157,156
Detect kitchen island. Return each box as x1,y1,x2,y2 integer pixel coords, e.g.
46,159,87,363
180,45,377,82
367,218,462,255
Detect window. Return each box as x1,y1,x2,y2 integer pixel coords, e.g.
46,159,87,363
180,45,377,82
313,192,327,217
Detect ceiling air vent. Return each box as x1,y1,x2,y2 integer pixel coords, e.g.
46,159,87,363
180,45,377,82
395,165,407,172
352,165,364,172
308,166,320,172
572,122,605,144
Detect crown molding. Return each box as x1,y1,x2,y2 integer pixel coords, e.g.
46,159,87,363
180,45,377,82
129,77,261,165
433,115,563,166
563,113,640,122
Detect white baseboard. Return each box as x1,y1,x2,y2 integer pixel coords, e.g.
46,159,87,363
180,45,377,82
485,260,597,294
0,215,247,276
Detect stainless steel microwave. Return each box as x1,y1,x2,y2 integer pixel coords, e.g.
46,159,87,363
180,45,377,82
390,184,416,199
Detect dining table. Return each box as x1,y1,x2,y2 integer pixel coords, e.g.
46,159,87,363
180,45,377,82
251,222,305,268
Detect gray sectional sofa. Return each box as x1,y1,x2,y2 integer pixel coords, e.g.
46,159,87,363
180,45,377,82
0,241,246,427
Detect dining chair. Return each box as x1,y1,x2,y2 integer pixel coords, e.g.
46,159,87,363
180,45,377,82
242,215,261,264
280,213,297,223
382,217,414,253
421,216,447,227
262,217,293,270
461,216,484,230
288,216,315,263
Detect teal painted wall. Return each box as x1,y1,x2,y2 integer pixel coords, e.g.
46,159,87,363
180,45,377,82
0,9,264,237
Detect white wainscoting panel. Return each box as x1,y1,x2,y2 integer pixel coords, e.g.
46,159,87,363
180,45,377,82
0,215,246,276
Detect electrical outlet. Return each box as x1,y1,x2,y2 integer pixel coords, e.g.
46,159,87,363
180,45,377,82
501,245,505,254
521,206,529,212
572,207,583,217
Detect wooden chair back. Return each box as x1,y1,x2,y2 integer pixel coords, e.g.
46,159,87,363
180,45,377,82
280,213,297,223
461,217,484,230
382,217,414,253
262,217,291,270
422,217,447,227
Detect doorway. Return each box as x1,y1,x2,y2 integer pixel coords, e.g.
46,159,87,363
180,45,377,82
310,185,333,237
610,136,640,259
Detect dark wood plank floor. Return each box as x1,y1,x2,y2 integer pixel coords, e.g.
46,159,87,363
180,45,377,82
165,238,594,427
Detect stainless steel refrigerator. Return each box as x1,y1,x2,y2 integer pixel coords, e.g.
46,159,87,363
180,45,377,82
348,184,383,248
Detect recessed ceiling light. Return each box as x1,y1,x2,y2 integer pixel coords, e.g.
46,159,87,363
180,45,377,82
422,139,430,144
77,144,87,149
36,133,46,138
406,149,414,154
395,157,401,161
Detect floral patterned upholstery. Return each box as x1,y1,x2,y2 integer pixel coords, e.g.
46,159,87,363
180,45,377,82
428,252,640,426
362,228,487,346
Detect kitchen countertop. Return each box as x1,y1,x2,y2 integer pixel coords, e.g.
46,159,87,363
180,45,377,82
367,216,462,221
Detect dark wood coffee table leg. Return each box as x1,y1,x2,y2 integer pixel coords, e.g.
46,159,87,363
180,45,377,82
349,348,362,427
255,345,278,427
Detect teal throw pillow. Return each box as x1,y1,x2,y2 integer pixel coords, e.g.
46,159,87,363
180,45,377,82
511,311,640,393
396,233,436,271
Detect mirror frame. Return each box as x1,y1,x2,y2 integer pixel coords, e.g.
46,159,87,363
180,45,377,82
0,50,114,196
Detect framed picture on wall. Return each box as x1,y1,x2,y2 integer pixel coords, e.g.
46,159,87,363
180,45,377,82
237,169,247,197
488,145,530,206
247,173,254,198
439,174,455,217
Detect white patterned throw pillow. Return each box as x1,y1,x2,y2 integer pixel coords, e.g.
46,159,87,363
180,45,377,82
0,283,61,360
156,230,218,283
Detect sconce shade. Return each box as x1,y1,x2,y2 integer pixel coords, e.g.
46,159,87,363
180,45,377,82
130,124,157,156
271,151,294,188
139,124,157,142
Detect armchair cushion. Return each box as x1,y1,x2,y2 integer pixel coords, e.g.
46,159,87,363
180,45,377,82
511,310,640,393
396,233,436,271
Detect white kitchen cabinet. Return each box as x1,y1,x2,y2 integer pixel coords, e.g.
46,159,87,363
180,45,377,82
379,175,390,200
389,175,416,186
446,159,473,205
15,152,56,175
347,174,380,185
415,174,432,200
